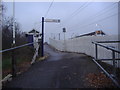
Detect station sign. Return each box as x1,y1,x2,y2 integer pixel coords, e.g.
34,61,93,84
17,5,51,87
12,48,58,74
45,19,60,23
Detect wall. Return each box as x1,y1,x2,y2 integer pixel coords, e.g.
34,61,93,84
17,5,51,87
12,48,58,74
118,1,120,61
49,35,119,67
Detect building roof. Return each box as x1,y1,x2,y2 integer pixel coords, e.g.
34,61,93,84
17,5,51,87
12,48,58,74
28,29,39,33
75,30,106,38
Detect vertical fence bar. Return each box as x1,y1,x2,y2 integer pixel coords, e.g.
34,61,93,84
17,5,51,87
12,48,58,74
112,51,116,77
95,44,98,60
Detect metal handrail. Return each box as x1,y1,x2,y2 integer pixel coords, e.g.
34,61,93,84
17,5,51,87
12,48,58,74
92,41,120,54
1,41,40,78
96,41,120,43
92,41,120,88
92,58,120,88
0,42,39,53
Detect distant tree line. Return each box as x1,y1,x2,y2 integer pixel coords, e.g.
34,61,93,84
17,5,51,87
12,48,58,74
2,17,27,50
1,4,34,62
1,4,27,50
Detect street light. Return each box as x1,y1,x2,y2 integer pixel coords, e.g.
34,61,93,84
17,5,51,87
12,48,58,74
95,24,103,36
95,24,102,31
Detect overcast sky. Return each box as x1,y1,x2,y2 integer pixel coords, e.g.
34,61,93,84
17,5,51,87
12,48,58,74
3,1,118,42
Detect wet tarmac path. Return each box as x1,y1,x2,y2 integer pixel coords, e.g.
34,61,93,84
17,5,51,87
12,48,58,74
3,44,102,89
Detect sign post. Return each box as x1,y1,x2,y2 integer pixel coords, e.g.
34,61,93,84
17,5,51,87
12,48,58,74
63,28,66,51
41,17,44,57
41,18,60,57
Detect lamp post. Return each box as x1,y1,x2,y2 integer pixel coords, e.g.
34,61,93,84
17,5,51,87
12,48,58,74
12,0,16,77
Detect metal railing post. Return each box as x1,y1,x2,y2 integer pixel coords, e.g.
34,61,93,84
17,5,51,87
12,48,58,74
95,44,98,60
112,51,117,78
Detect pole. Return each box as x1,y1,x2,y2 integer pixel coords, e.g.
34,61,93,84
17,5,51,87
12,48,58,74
41,17,44,57
54,34,55,39
64,32,66,51
95,44,98,60
64,32,65,41
12,45,16,77
63,28,66,51
112,51,116,77
59,33,60,40
12,0,16,77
